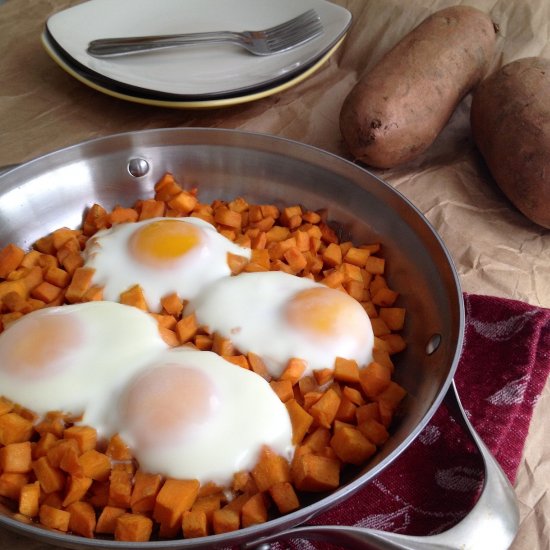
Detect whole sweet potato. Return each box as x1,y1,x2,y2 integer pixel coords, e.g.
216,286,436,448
471,57,550,229
340,6,496,168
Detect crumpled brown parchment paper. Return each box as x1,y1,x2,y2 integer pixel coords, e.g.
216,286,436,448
0,0,548,549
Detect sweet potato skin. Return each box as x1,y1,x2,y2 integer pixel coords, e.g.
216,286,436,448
470,57,550,229
340,6,496,168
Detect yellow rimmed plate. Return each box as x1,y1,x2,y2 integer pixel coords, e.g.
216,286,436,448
41,31,346,109
45,0,351,100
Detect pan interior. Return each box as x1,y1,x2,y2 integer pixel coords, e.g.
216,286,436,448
0,128,463,548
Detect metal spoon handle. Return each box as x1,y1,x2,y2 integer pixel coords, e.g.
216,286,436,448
244,381,519,550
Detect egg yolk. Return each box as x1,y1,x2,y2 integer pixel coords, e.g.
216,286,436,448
0,313,84,378
129,219,203,268
285,286,369,340
121,363,220,448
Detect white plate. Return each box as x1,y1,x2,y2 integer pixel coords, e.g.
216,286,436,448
46,0,351,98
42,29,347,109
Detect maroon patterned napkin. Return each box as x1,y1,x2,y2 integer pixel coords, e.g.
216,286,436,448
277,293,550,547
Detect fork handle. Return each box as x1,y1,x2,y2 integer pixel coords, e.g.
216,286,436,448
87,31,242,57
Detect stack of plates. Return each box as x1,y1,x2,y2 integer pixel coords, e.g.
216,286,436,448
42,0,352,109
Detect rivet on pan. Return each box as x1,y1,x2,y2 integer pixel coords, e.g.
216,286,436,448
426,333,442,355
127,158,150,178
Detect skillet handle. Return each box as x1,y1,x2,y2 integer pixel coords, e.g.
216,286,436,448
243,381,519,550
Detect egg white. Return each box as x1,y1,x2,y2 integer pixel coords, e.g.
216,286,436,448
82,216,251,312
105,348,294,486
186,271,375,378
0,301,168,418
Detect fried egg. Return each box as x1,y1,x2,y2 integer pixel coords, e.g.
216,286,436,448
0,302,168,418
82,217,251,311
187,271,375,378
104,348,293,486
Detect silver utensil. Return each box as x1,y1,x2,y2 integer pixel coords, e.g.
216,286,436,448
87,9,323,58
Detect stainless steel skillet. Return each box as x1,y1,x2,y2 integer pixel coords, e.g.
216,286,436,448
0,128,518,549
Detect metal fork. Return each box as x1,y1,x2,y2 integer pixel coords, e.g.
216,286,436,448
87,9,323,58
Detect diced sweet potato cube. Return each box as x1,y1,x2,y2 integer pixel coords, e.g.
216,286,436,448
131,470,163,513
358,418,390,446
227,252,249,275
109,469,133,508
379,307,406,330
359,362,392,398
344,247,371,267
214,205,242,229
64,425,97,453
119,284,148,311
31,281,61,303
191,493,223,527
364,256,385,275
96,505,126,534
241,492,268,528
138,198,166,220
371,288,398,308
115,513,153,542
154,173,183,202
333,357,360,384
356,402,381,424
65,267,95,303
269,481,300,514
298,375,318,397
291,453,340,492
167,192,197,215
110,206,139,225
62,474,93,507
285,399,313,445
0,412,34,445
330,424,377,465
309,388,341,429
44,266,70,288
342,386,365,406
269,379,294,402
39,504,71,532
194,334,213,350
0,441,32,473
280,358,307,385
2,291,32,313
379,333,407,354
78,450,111,481
67,500,96,538
247,352,271,381
313,368,333,386
375,381,407,411
32,456,66,494
0,396,14,416
0,472,29,499
212,507,240,534
161,292,184,317
175,312,198,344
47,439,80,469
321,270,345,288
33,432,58,460
322,243,342,267
0,243,25,278
183,510,208,538
335,396,357,423
105,433,132,461
251,446,291,492
153,478,200,530
302,427,331,452
61,251,84,276
19,481,40,517
283,247,307,272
